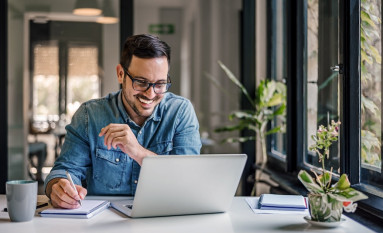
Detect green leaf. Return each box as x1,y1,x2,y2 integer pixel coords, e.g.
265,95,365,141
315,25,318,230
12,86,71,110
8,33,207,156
361,95,379,116
266,93,284,107
333,174,350,190
333,188,368,202
318,72,338,90
361,11,377,29
361,129,381,151
218,61,255,107
273,103,286,116
265,126,282,136
298,170,323,193
319,171,332,187
204,72,237,105
368,44,381,64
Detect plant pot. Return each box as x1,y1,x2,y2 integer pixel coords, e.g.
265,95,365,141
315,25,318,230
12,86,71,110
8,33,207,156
308,193,343,222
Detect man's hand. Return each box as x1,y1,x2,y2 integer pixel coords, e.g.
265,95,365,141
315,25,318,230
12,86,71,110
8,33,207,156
99,123,155,165
49,178,87,209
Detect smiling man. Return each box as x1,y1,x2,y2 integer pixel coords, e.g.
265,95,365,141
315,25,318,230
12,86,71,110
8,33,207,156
44,34,202,209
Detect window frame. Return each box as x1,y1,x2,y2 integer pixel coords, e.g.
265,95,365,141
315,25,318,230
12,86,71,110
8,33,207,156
262,0,383,224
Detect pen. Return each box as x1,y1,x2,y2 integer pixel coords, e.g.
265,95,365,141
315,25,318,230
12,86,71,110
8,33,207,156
66,171,82,206
36,203,49,209
3,202,48,212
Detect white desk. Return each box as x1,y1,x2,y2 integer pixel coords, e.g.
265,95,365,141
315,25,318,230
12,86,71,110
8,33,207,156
0,195,375,233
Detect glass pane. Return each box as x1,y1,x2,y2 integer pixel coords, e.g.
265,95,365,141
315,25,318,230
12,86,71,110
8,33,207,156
67,46,100,119
305,0,340,174
270,0,288,159
360,0,382,188
32,44,59,124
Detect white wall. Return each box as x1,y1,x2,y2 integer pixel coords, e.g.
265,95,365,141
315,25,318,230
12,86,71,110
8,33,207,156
180,0,242,153
134,4,183,96
135,0,242,154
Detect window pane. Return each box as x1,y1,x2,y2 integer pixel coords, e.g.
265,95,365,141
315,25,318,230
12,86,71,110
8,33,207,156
33,44,59,124
67,46,100,119
305,0,340,174
360,0,382,188
270,0,287,159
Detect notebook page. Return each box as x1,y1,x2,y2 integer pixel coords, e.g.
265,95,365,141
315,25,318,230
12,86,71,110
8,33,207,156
41,200,108,214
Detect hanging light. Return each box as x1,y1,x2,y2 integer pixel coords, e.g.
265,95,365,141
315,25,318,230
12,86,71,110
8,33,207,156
73,0,102,16
96,0,119,24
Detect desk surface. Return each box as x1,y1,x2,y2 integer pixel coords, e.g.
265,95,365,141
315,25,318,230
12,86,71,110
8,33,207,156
0,195,375,233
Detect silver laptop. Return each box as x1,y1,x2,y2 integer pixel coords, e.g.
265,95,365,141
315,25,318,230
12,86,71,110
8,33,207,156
111,154,247,218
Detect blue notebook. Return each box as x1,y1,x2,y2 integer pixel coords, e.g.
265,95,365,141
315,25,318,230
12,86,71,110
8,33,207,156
40,200,110,219
258,194,307,211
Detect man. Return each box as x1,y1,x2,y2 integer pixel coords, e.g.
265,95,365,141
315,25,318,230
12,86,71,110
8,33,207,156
44,34,202,209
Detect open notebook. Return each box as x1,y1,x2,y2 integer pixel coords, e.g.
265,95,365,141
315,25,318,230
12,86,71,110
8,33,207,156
40,200,110,219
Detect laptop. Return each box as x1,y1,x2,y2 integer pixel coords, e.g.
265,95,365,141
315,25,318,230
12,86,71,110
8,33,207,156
111,154,247,218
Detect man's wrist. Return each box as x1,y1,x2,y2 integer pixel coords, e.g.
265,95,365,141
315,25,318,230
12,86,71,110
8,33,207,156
45,177,64,199
137,147,156,165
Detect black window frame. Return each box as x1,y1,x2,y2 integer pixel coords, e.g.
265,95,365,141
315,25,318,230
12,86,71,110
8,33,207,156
259,0,383,229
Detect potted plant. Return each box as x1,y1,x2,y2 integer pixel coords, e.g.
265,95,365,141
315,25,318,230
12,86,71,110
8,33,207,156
213,61,286,196
298,120,368,222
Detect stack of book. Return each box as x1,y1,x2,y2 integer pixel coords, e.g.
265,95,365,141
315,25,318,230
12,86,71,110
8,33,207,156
258,194,307,211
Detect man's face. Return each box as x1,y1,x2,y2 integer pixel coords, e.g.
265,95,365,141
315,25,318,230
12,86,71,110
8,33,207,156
117,55,169,124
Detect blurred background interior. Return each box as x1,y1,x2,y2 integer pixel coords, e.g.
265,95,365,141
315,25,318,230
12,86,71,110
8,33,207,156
5,0,246,194
2,3,383,228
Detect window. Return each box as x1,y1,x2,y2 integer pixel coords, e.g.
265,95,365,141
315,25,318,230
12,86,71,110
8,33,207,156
360,0,382,189
32,43,60,125
260,0,383,223
305,0,340,174
268,0,288,160
67,45,100,119
30,20,102,131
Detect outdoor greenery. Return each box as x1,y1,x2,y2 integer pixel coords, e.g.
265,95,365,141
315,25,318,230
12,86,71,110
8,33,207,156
361,0,381,168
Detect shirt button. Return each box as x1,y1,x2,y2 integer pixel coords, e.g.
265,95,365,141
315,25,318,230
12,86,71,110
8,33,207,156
139,131,142,134
115,158,119,162
134,180,138,184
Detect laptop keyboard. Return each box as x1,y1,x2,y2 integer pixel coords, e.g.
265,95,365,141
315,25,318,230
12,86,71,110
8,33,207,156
124,204,133,209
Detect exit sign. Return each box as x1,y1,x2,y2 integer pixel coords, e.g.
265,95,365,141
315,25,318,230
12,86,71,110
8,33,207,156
149,24,175,35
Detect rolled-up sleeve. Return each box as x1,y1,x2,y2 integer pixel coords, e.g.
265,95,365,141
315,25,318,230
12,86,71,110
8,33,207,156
170,100,202,155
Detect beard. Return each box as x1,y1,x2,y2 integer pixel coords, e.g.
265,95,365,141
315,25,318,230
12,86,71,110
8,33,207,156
121,81,161,118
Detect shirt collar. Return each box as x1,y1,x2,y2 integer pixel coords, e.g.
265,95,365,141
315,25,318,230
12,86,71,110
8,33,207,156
117,90,162,124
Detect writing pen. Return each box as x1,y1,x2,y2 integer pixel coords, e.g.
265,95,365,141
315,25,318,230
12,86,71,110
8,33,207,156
66,171,82,206
3,203,48,212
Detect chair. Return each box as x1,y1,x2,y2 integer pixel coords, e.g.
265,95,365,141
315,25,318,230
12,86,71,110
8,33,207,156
28,142,47,183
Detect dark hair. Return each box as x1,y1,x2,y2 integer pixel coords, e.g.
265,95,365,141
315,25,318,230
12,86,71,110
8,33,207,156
120,34,171,70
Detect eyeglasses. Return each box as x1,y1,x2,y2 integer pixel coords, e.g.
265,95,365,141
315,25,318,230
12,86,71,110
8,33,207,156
123,67,171,94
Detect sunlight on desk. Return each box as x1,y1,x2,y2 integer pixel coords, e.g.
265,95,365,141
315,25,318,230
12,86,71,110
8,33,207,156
0,196,375,233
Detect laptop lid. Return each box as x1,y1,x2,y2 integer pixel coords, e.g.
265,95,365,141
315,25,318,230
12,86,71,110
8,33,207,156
124,154,247,218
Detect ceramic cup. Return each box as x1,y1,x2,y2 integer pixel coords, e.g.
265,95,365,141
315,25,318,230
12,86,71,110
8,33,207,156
6,180,38,222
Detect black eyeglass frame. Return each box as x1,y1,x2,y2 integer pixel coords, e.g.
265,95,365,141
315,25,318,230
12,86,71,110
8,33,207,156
122,67,171,94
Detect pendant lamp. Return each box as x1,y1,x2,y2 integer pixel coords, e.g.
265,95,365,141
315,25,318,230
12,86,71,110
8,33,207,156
97,0,119,24
73,0,102,16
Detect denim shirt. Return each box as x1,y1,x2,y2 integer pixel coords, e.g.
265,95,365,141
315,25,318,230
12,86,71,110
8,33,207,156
44,90,201,195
